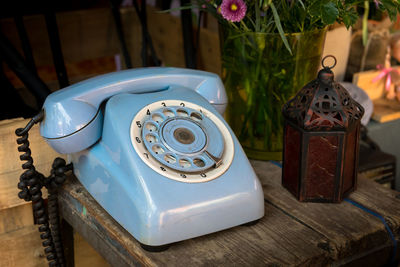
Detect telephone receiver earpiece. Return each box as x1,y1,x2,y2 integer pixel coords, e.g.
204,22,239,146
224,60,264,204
39,68,227,154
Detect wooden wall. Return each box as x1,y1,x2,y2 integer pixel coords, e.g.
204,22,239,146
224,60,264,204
0,6,221,90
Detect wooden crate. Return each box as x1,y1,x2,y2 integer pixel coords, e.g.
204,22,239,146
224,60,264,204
0,118,110,266
0,118,62,266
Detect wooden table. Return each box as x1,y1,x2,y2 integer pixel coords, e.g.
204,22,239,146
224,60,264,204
58,161,400,266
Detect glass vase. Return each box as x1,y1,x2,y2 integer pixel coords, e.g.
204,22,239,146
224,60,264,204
220,28,327,161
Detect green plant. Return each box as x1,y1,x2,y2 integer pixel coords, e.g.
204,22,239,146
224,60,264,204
220,27,326,160
187,0,400,53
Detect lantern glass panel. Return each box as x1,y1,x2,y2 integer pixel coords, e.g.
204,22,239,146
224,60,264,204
283,123,301,196
305,135,339,199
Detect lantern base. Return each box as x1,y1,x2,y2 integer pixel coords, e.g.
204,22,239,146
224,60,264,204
283,179,356,203
244,147,282,161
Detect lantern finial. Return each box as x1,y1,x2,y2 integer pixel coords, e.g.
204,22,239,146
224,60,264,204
318,55,337,83
321,55,337,69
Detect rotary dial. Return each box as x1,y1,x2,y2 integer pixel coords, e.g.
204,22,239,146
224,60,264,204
130,100,234,183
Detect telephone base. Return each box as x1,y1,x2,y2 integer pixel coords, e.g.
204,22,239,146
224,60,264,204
69,88,265,247
241,219,261,227
139,219,261,252
140,243,170,252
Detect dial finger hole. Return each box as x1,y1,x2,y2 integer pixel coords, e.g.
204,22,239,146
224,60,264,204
145,122,158,132
193,158,205,167
152,113,165,124
152,145,165,155
164,153,177,164
176,108,189,117
190,112,203,121
163,108,175,118
145,134,158,143
179,158,191,168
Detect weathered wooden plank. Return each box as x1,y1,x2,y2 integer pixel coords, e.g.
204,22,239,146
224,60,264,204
58,178,154,267
251,160,399,263
0,203,33,235
0,225,47,267
349,176,400,235
333,244,396,267
58,175,329,267
0,223,110,267
74,231,110,267
149,203,329,267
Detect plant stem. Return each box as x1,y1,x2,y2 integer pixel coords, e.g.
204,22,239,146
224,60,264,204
362,1,369,46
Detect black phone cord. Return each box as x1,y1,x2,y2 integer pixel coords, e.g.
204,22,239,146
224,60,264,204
15,110,73,267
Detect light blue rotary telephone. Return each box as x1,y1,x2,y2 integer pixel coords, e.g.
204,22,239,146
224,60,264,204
39,67,264,248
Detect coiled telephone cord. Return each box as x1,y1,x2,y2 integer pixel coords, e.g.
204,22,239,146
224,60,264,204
15,110,73,267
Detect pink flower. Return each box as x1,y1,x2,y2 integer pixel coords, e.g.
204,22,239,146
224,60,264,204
220,0,247,22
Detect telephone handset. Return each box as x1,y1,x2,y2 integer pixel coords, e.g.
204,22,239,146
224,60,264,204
40,68,227,154
36,68,264,248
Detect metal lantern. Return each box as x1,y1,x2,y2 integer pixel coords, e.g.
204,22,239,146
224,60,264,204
281,56,364,203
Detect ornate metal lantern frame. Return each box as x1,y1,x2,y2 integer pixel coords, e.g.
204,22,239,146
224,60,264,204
281,56,364,203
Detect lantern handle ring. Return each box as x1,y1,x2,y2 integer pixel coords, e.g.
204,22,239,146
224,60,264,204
322,55,337,69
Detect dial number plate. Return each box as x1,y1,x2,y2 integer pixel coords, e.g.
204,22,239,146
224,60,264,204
130,100,234,183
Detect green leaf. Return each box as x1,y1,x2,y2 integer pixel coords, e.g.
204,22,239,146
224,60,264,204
308,0,339,26
341,7,358,28
308,0,324,17
158,5,194,13
255,0,261,32
321,2,339,25
298,0,305,10
380,0,399,21
270,2,292,55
